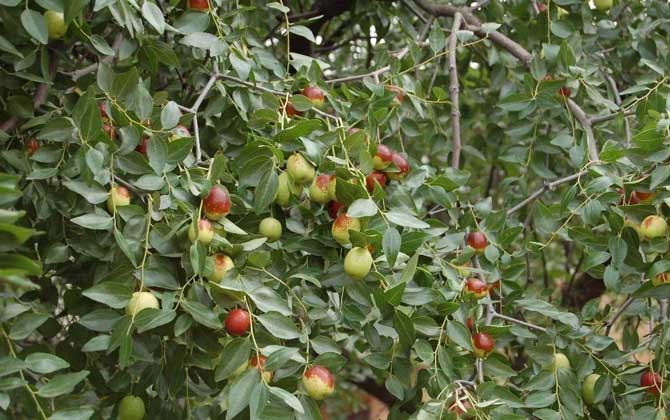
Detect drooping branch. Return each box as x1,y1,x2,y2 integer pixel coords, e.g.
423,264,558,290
448,13,463,169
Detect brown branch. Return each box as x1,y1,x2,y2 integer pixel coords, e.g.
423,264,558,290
449,13,463,169
604,296,633,336
65,34,122,81
566,98,599,162
506,170,587,216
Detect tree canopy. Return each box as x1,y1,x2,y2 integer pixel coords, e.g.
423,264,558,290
1,0,670,419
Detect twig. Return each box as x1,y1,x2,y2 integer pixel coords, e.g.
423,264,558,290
566,98,599,162
448,13,463,169
604,296,634,336
602,72,632,147
66,34,123,81
493,312,547,332
506,170,587,216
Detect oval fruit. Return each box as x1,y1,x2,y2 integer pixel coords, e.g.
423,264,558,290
118,395,145,420
303,365,335,400
107,186,130,213
188,219,214,245
225,308,251,336
472,332,494,358
207,254,234,283
126,292,159,317
259,217,282,241
203,185,232,220
344,247,373,280
331,214,361,246
287,153,315,185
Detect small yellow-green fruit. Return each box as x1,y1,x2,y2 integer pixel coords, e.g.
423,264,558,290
327,176,336,200
303,365,335,400
552,353,571,370
582,373,600,405
188,219,214,245
118,395,145,420
309,174,332,205
126,292,159,317
275,172,292,207
45,11,67,40
259,217,282,241
286,153,315,185
207,254,234,283
331,214,361,246
344,247,373,279
639,215,667,239
594,0,612,11
107,186,130,213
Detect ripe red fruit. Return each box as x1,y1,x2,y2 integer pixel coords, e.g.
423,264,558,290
203,185,232,220
225,308,251,336
249,355,273,382
98,102,109,119
633,190,654,203
558,87,571,98
103,123,116,140
189,0,209,11
373,144,393,170
303,365,335,400
25,137,39,155
466,231,488,251
386,152,409,180
472,332,494,358
466,318,474,330
366,171,387,192
285,101,301,117
328,201,345,219
135,136,149,155
386,85,404,105
640,370,662,395
464,278,488,299
302,86,325,108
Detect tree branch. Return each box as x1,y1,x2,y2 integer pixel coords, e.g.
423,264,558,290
604,296,633,336
449,13,463,169
566,98,599,162
506,170,587,216
65,34,123,81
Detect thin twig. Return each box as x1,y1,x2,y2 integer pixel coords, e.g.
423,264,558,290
566,98,599,162
493,312,547,332
590,110,635,124
604,296,634,336
449,13,464,169
506,170,587,216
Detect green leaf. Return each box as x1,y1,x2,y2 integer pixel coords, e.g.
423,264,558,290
394,310,415,349
254,170,278,214
161,101,181,129
142,1,165,34
9,313,49,340
0,356,27,377
214,337,251,381
71,213,113,230
82,282,132,309
264,347,299,371
21,10,48,45
147,137,167,175
36,371,89,398
248,287,292,316
515,299,579,329
256,312,300,340
227,369,260,419
90,35,115,56
268,386,304,414
383,227,401,268
48,408,95,420
25,353,70,374
249,382,269,420
288,25,315,43
134,309,176,333
386,211,429,229
181,300,222,329
347,198,378,218
446,320,472,351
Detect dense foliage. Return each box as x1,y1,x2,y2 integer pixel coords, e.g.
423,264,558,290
1,0,670,419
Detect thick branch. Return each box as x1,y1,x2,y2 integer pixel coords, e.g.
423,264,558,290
449,13,463,169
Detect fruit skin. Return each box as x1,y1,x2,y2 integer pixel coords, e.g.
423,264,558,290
26,137,39,155
302,86,325,108
582,373,600,405
126,292,159,317
471,332,494,358
373,144,393,170
633,191,654,204
331,214,361,246
107,186,130,213
287,153,315,185
366,171,387,192
552,353,571,370
653,273,670,287
207,254,234,283
386,152,409,180
188,0,209,11
386,85,404,105
464,278,488,299
249,355,272,382
327,175,336,199
188,219,214,245
284,101,302,117
303,365,335,400
136,136,149,155
466,318,475,330
328,201,345,219
118,395,145,420
45,11,66,40
275,172,293,207
259,217,282,241
639,215,667,239
225,308,251,336
309,174,332,205
558,87,571,98
466,231,488,251
344,247,373,280
594,0,612,11
170,125,190,141
203,185,232,220
640,370,662,395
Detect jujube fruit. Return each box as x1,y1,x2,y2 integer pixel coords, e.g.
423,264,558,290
471,332,494,358
302,86,325,108
373,144,393,170
344,247,373,280
464,278,488,300
203,185,232,220
207,254,234,283
259,217,282,241
118,395,145,420
331,214,361,245
309,174,332,205
466,231,487,251
249,355,272,382
225,308,251,336
552,353,571,370
582,373,600,405
287,153,315,185
188,219,214,245
366,171,387,192
107,186,130,213
638,215,667,239
45,11,67,40
188,0,209,11
126,291,159,317
303,365,335,400
386,152,409,180
640,370,662,395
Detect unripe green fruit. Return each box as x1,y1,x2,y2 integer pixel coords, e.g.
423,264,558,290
309,174,332,205
275,172,292,207
639,215,667,239
259,217,282,241
107,186,130,213
118,395,145,420
331,214,361,246
45,11,67,40
344,247,373,279
126,292,159,317
552,353,571,370
594,0,612,11
287,153,315,185
207,254,234,283
582,373,600,405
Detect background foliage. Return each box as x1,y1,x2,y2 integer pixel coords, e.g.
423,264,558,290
1,0,670,419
